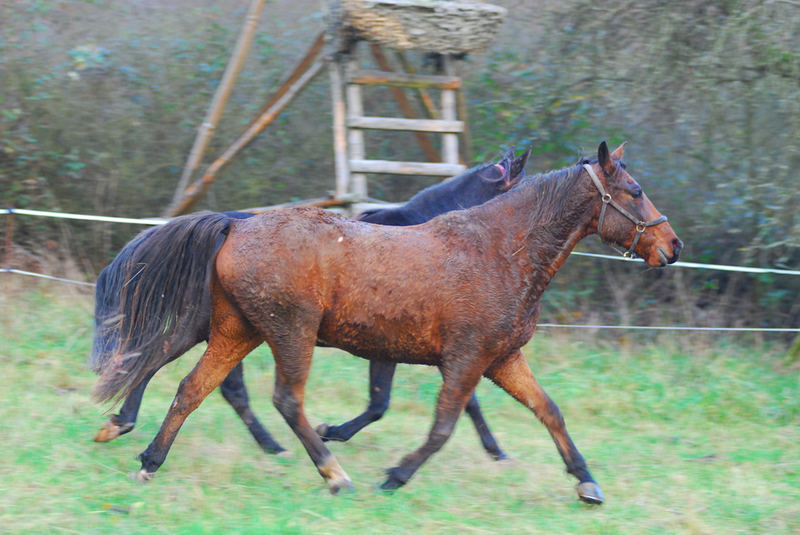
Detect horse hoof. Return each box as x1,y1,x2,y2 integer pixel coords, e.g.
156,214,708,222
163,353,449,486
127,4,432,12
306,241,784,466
94,425,120,443
379,478,401,492
315,422,329,439
492,450,509,462
132,469,154,484
94,420,122,442
379,468,406,492
328,476,354,495
576,481,604,505
94,419,133,443
495,455,516,467
318,455,351,494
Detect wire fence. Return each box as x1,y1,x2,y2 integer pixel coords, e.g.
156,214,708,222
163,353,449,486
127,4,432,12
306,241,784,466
3,207,799,332
1,267,97,287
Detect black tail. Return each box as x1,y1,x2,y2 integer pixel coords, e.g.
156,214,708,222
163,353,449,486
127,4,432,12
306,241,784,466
89,212,233,403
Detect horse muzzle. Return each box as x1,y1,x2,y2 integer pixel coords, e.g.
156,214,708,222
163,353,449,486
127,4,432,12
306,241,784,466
657,238,683,266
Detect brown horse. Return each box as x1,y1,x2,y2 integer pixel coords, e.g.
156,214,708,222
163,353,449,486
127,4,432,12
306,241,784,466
90,149,530,459
95,142,682,503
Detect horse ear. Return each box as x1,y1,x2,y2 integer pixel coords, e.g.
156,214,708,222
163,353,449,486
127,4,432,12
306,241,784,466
480,148,514,182
597,141,615,176
610,142,626,161
509,147,531,183
480,161,507,182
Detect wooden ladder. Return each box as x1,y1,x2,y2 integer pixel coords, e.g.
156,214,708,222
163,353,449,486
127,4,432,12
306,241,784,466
329,49,467,209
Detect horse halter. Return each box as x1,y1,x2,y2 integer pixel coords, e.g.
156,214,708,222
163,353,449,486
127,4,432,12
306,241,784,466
582,163,667,258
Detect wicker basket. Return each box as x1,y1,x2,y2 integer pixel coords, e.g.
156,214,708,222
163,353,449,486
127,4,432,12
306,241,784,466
333,0,507,54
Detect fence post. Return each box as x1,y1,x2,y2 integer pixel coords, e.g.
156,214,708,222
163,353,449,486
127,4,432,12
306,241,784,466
2,208,14,266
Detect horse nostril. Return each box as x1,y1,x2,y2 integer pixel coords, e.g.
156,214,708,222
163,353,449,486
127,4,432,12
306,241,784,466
672,238,683,257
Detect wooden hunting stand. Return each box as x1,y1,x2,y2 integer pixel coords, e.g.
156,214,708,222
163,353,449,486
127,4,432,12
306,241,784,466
165,0,506,217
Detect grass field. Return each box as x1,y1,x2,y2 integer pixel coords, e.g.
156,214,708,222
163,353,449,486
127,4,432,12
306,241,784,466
1,282,798,534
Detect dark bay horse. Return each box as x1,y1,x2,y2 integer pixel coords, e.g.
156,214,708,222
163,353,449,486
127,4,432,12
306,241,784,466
91,149,530,460
91,142,682,503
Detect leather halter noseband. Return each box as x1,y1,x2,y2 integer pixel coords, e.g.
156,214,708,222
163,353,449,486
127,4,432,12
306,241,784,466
583,163,668,258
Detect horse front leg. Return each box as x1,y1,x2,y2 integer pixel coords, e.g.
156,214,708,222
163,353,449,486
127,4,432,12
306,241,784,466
218,362,286,454
269,334,352,494
316,360,396,442
317,361,508,463
381,360,484,490
484,350,603,504
464,392,507,460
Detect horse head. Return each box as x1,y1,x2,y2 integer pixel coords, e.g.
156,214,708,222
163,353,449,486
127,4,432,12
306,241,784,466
584,141,683,267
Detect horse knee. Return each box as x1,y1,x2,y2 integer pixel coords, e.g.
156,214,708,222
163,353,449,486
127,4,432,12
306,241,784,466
428,421,457,448
273,389,301,425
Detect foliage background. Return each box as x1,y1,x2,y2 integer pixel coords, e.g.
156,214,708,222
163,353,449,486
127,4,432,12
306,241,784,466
1,3,798,533
1,0,799,333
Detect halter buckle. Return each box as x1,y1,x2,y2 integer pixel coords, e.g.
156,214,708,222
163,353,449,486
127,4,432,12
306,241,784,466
635,223,646,233
623,250,636,259
601,193,612,203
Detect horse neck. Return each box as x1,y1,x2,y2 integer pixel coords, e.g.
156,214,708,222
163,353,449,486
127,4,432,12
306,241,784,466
479,166,598,280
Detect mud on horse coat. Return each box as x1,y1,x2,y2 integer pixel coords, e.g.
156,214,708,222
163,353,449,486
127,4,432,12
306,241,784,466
94,142,681,503
90,149,531,460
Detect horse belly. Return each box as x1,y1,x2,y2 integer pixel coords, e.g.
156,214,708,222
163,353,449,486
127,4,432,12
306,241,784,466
317,312,442,365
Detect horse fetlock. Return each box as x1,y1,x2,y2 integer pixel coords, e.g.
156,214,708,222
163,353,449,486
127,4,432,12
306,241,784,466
366,402,389,420
137,447,165,475
576,481,604,505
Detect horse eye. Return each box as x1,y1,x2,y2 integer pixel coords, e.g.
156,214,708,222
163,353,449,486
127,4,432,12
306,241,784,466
631,188,642,199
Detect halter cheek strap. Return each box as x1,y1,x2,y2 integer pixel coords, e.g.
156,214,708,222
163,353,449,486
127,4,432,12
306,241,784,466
582,164,668,258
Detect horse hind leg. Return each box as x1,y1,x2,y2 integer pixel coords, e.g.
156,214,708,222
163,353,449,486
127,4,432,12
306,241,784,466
266,322,352,494
93,370,154,442
218,362,286,454
484,350,603,504
136,307,261,481
94,336,200,443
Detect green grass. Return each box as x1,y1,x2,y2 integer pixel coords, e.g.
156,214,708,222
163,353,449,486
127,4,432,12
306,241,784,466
1,282,798,534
